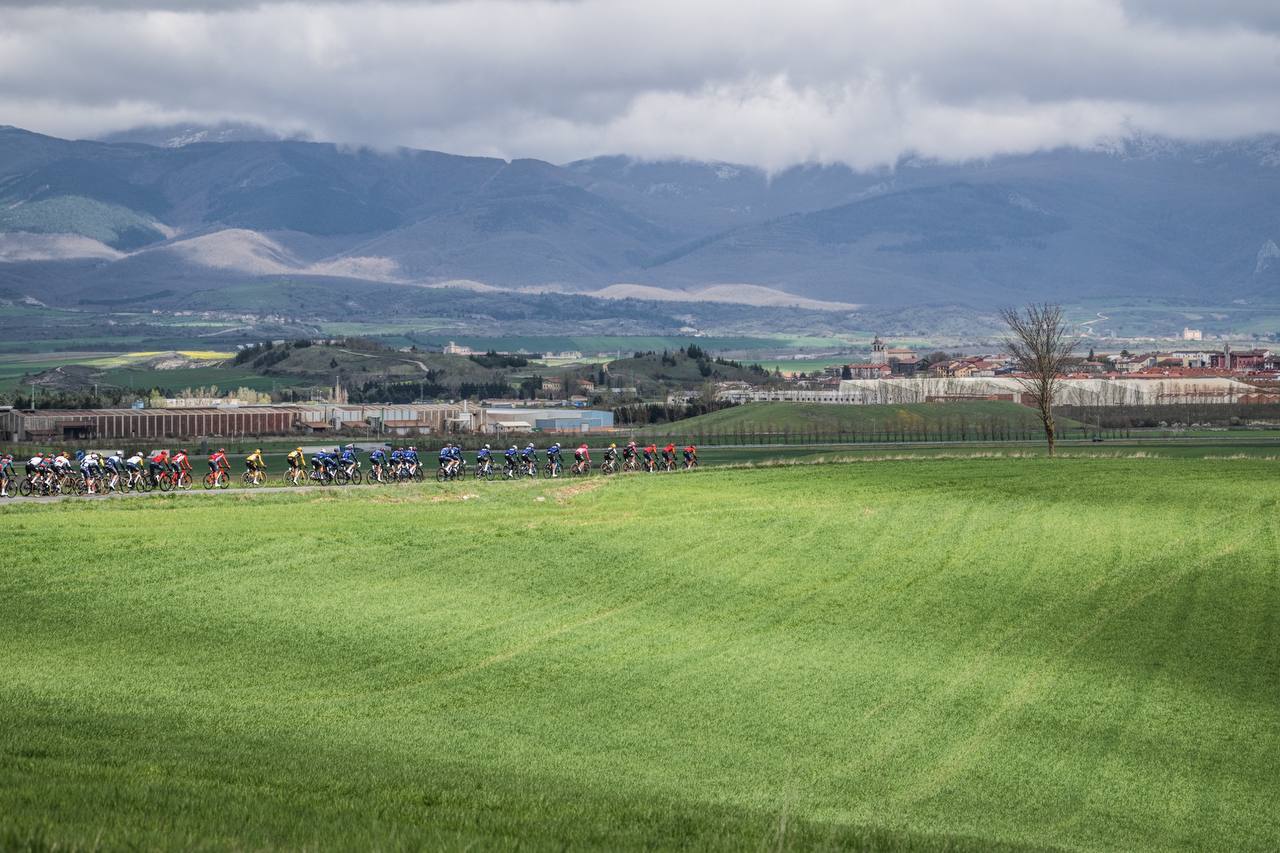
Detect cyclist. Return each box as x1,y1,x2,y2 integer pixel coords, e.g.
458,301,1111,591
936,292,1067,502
520,442,538,477
52,451,73,482
437,444,451,479
683,444,698,469
475,444,492,476
104,451,125,492
369,446,388,482
503,445,519,478
244,448,265,481
662,442,676,471
0,451,14,497
208,448,230,484
340,444,359,478
24,451,44,483
390,447,405,479
286,446,305,484
170,448,191,487
572,442,590,474
449,443,464,477
401,446,417,477
546,442,563,477
80,450,101,494
126,450,145,488
643,442,657,473
622,440,638,470
602,442,618,472
310,449,330,482
147,448,169,485
322,450,340,479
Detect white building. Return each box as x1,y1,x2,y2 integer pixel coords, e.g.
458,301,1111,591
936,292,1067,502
442,341,473,356
1183,328,1203,341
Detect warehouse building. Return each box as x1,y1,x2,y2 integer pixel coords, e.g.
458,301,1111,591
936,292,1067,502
0,406,305,443
481,407,613,433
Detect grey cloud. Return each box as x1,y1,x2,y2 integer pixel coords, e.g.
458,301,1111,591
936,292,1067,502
1121,0,1280,31
1,0,1278,171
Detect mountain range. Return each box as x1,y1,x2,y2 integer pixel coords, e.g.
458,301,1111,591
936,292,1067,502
0,124,1277,313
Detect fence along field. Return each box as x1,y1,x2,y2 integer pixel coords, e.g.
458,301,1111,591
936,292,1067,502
2,456,1278,851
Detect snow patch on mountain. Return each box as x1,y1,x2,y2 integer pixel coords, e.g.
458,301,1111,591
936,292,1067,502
1257,239,1280,274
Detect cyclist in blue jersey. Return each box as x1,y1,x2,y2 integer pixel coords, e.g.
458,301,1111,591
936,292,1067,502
546,442,563,477
520,442,537,477
503,445,519,478
475,443,492,476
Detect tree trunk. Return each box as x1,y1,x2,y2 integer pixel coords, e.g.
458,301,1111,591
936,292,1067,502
1042,410,1056,457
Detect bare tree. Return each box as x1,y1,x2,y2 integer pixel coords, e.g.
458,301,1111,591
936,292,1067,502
1001,303,1075,456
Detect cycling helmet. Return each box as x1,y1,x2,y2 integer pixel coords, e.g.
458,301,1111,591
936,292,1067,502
484,444,490,450
255,448,262,454
610,443,617,448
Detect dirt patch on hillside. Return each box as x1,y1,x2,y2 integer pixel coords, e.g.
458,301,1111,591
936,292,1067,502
550,479,606,503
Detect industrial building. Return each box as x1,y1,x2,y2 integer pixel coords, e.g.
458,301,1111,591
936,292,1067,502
481,407,614,433
0,406,304,443
0,403,477,443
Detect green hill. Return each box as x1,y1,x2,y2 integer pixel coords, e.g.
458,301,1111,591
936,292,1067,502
638,401,1074,439
2,457,1277,850
596,348,771,396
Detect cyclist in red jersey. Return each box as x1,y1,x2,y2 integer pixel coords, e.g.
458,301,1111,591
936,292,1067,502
148,448,170,482
573,442,591,474
208,448,229,474
171,448,192,484
683,444,698,468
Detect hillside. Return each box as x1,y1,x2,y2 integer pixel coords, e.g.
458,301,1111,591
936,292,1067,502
1,125,1278,312
641,401,1072,438
594,349,771,396
2,459,1276,850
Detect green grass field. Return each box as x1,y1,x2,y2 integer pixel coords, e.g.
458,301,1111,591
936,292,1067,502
2,456,1278,851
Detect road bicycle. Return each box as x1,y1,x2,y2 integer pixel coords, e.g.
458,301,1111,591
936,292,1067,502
542,458,563,478
474,460,495,481
242,468,267,488
599,457,618,476
204,469,231,490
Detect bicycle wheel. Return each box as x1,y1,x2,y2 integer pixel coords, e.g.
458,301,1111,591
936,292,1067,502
436,467,446,482
140,475,155,492
158,474,173,492
335,469,350,486
413,468,425,483
18,478,33,497
218,472,230,490
349,469,363,485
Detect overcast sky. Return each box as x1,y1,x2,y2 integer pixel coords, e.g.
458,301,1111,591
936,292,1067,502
2,0,1278,170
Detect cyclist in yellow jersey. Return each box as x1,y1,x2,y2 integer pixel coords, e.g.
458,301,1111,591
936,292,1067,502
286,447,305,484
245,449,265,474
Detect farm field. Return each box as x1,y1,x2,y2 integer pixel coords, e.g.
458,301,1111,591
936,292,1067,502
2,457,1278,850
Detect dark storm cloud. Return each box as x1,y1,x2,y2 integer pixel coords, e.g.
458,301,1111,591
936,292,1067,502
1,0,1278,170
